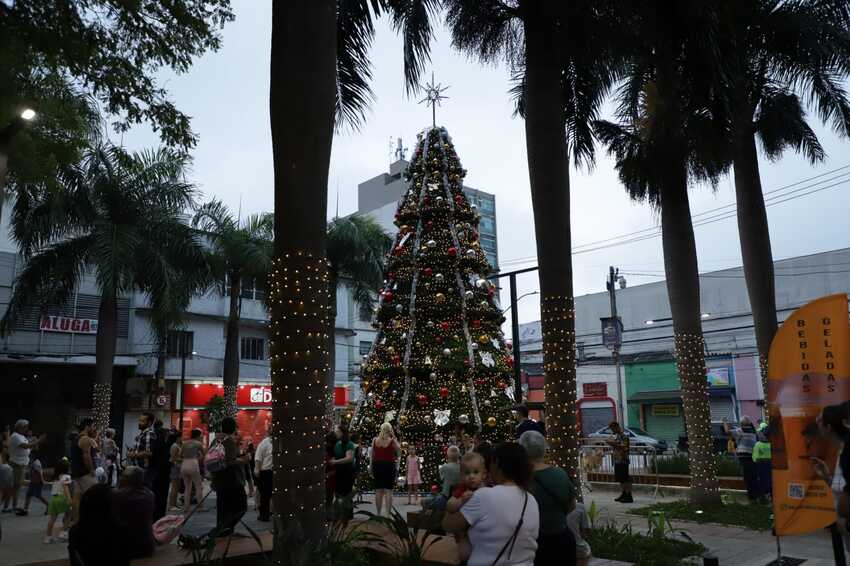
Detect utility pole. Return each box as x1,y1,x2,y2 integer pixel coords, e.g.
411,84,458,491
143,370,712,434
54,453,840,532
607,266,626,425
178,334,188,436
509,273,523,403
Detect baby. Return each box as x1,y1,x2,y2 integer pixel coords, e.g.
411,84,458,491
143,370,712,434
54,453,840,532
446,451,487,561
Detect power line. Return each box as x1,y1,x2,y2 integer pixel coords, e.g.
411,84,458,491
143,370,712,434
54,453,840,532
497,164,850,268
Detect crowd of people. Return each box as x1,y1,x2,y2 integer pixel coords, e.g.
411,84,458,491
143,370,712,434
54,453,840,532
0,411,275,561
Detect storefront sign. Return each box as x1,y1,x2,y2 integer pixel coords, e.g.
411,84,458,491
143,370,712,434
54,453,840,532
39,315,98,334
768,294,850,536
183,383,351,408
651,404,680,417
707,367,730,387
582,382,608,398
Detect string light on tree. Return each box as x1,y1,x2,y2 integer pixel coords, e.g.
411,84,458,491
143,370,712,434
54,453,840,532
268,252,331,535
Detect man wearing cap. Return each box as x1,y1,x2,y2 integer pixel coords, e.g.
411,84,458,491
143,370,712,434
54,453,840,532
9,419,46,515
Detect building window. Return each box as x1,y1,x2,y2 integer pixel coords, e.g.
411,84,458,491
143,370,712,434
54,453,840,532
576,342,585,362
480,198,495,213
166,331,194,358
241,337,266,360
359,341,372,356
359,303,373,322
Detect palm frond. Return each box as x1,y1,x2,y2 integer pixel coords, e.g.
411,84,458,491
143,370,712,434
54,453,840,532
336,0,380,130
193,198,237,235
1,235,94,334
756,88,826,163
387,0,442,94
445,0,521,66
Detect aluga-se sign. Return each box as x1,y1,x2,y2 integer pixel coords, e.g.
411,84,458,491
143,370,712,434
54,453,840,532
39,316,98,334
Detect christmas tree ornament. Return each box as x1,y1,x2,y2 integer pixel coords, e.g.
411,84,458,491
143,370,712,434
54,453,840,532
395,304,404,313
375,399,383,409
423,267,433,277
478,334,490,344
459,414,470,425
427,239,437,248
447,246,458,257
435,273,445,283
439,387,449,398
442,348,452,357
487,416,496,427
471,319,482,328
440,321,450,331
434,409,451,426
465,249,476,258
381,379,390,390
464,290,474,299
435,293,446,303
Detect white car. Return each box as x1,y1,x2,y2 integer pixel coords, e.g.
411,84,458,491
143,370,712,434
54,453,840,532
585,425,668,453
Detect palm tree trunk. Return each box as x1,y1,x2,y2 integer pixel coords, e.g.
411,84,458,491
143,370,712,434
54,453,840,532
733,126,777,392
156,332,167,388
327,272,339,423
223,275,241,418
659,166,721,504
270,0,336,551
94,292,118,433
523,6,580,488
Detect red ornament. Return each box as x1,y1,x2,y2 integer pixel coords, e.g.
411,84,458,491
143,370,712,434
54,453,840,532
436,336,443,344
440,321,450,331
471,320,481,328
475,378,487,386
424,267,433,277
454,195,463,204
498,381,507,390
426,220,434,229
439,387,449,399
447,247,457,257
417,394,428,406
487,288,495,298
392,355,402,365
375,399,383,409
384,291,394,301
507,357,515,368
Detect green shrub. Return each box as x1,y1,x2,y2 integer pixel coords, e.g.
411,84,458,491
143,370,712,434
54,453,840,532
629,500,773,531
587,521,705,566
651,454,742,477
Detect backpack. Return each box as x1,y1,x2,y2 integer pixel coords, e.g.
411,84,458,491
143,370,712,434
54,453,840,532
205,440,227,475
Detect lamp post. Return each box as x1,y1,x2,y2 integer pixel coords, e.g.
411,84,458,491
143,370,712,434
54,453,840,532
0,108,37,194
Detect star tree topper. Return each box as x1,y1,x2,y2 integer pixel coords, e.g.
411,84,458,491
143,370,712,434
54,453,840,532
418,72,450,127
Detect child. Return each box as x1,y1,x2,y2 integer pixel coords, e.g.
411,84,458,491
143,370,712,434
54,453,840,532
45,460,72,544
445,451,487,561
406,445,422,505
569,502,593,566
24,450,48,514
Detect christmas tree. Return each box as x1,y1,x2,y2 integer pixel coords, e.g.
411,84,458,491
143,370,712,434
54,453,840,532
352,126,516,488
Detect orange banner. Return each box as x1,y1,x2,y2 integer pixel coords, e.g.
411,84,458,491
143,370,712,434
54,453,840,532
768,294,850,536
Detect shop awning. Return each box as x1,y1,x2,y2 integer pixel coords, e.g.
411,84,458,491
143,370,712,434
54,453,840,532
628,387,735,403
628,390,681,403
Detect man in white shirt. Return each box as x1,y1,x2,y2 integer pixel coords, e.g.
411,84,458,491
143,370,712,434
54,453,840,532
254,426,273,522
9,419,46,515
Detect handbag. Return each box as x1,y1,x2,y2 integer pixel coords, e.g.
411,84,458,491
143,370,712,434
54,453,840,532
490,491,529,566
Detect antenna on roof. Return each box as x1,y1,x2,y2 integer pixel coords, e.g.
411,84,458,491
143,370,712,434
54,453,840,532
394,137,408,161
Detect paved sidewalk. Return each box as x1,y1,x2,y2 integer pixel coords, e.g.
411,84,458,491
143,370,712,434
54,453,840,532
1,486,843,565
588,485,841,566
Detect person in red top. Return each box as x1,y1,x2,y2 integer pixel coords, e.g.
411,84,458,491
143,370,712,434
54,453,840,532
371,423,400,517
445,451,487,561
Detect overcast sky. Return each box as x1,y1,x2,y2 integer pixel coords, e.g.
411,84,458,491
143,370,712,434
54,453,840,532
123,1,850,326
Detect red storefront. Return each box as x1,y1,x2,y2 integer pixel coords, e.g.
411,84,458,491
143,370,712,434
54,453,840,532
175,383,351,447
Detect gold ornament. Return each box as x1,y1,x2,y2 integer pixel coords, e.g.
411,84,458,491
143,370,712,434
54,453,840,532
478,334,490,344
435,293,446,303
487,416,497,428
399,414,408,425
381,379,390,390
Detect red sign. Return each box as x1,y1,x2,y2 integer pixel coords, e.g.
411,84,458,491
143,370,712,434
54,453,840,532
39,315,98,334
582,382,608,398
182,383,352,408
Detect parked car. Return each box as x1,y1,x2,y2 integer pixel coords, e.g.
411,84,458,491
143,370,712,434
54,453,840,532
585,425,668,453
677,422,738,454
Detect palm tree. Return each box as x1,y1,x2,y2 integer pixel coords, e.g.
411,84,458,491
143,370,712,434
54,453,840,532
594,3,730,504
1,143,207,433
192,199,273,417
269,0,431,547
326,215,391,407
718,0,850,384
